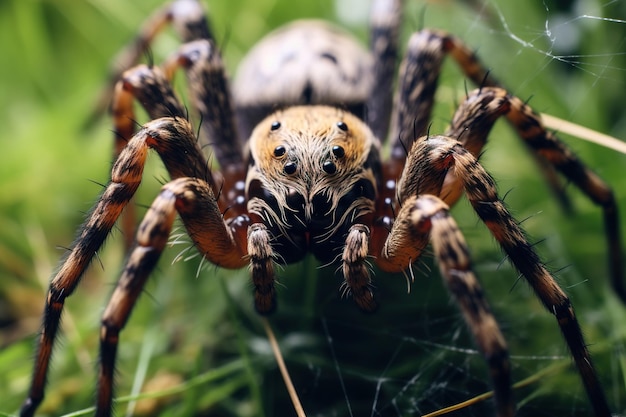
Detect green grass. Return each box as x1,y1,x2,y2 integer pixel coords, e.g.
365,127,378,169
1,0,626,416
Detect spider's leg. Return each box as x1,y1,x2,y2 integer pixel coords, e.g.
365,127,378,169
388,29,569,208
112,65,187,157
164,39,245,171
90,0,211,124
114,0,211,76
97,176,246,417
19,117,212,417
446,86,623,302
112,63,244,246
366,0,402,141
396,134,611,416
388,29,498,163
111,64,191,248
115,50,245,190
456,141,612,417
377,193,513,417
503,90,622,300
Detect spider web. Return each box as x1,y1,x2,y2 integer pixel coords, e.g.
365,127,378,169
249,1,626,417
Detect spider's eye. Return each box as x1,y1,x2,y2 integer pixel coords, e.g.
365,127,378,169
283,161,297,175
332,145,345,158
322,160,337,174
273,145,286,158
336,121,348,132
271,121,281,131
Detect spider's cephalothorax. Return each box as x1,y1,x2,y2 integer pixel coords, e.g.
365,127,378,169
20,1,622,416
246,106,380,265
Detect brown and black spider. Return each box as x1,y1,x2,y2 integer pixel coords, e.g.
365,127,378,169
19,0,623,416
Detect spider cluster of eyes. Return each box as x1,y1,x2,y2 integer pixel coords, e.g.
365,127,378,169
269,120,349,176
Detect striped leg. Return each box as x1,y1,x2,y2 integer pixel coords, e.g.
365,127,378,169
20,117,211,417
390,134,611,417
111,64,190,248
112,65,187,150
388,29,499,161
386,28,572,212
379,193,513,417
163,39,244,169
114,41,244,171
366,0,402,141
91,0,212,124
112,44,245,244
97,176,245,416
444,86,623,302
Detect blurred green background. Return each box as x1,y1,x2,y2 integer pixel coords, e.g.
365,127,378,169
1,0,625,416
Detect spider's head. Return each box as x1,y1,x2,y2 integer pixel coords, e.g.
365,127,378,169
245,105,381,263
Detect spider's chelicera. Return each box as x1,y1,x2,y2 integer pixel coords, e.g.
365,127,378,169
21,1,623,416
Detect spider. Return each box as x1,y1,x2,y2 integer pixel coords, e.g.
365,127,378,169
19,0,623,416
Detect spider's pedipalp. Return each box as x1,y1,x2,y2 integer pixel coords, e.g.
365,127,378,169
342,224,377,312
247,222,277,314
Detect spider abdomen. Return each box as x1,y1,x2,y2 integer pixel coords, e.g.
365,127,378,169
233,20,374,136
